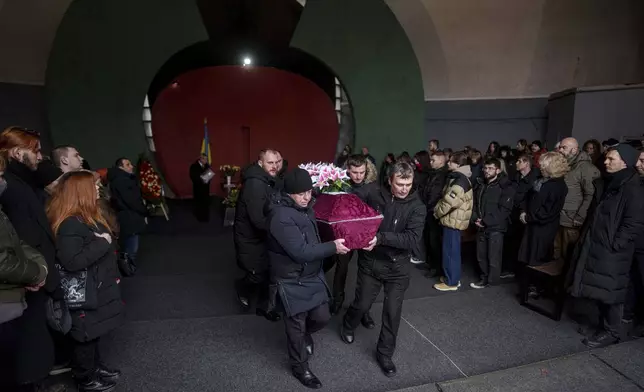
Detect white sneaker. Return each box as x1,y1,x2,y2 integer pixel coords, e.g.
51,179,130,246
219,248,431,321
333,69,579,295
410,257,424,264
439,276,461,287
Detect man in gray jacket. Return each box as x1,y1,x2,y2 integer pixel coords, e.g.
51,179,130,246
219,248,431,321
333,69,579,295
556,137,600,261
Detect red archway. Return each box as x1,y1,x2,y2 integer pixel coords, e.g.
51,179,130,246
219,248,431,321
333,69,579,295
151,66,338,198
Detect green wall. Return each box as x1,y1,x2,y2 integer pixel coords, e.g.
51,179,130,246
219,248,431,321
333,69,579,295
291,0,425,162
46,0,209,168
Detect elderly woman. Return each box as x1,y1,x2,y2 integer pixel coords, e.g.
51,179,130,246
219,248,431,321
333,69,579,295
518,152,569,266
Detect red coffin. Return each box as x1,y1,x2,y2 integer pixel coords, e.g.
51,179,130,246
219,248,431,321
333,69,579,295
314,193,383,250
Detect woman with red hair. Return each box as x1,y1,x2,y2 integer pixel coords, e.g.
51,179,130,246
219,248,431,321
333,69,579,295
47,171,124,392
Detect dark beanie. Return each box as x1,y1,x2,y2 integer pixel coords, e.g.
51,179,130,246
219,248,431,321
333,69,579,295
36,160,63,188
613,143,639,167
284,168,313,194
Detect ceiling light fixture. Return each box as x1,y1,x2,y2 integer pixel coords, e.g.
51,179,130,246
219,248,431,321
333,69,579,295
242,57,252,67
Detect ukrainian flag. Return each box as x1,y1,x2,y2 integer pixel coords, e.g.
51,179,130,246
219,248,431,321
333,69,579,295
200,118,212,165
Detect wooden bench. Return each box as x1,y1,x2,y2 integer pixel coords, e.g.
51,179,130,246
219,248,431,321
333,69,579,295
520,259,569,321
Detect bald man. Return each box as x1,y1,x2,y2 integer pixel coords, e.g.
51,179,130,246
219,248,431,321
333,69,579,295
555,137,600,261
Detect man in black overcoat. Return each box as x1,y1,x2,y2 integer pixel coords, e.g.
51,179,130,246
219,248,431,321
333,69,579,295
571,144,644,348
189,154,212,222
266,168,349,388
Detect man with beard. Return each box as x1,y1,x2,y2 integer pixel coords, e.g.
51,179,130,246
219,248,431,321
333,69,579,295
470,158,515,288
234,149,282,321
502,153,539,278
340,162,426,377
571,144,644,348
189,154,212,222
555,137,600,262
324,155,376,329
420,151,449,278
0,126,66,391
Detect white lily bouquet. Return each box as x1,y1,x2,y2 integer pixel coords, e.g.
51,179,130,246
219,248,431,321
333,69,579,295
298,162,351,193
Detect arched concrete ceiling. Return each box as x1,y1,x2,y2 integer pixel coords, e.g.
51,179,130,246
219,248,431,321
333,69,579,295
1,0,642,98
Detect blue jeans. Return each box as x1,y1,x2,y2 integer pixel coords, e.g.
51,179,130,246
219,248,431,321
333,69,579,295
120,235,139,262
442,227,461,286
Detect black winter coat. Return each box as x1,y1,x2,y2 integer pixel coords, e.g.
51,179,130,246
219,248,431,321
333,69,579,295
356,185,426,264
518,177,568,266
472,173,516,233
189,161,211,200
512,167,540,216
0,161,59,293
108,168,147,237
265,193,336,317
422,166,449,214
234,164,279,274
413,167,431,196
56,217,123,342
571,169,644,304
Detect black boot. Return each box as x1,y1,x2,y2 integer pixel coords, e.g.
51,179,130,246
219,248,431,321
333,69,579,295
234,279,251,311
256,308,281,322
376,354,397,377
340,324,355,344
75,374,116,392
583,331,619,349
361,312,376,329
292,366,322,389
96,364,121,382
305,334,314,357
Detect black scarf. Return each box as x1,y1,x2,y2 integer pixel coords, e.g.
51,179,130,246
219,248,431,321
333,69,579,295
603,168,636,196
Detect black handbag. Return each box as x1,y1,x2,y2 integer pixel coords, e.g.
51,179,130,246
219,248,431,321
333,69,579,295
57,264,98,310
117,252,137,277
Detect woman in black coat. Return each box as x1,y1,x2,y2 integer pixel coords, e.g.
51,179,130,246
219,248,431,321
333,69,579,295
47,171,124,392
570,146,644,348
265,168,347,389
518,152,569,266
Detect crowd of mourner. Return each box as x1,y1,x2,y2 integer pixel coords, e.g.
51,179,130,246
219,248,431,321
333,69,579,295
2,122,644,391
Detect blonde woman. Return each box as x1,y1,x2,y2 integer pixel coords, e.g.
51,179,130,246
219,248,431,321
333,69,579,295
518,152,569,266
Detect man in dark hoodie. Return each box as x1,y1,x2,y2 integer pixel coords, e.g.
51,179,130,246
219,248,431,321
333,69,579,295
108,158,147,265
234,149,282,322
470,158,515,288
420,151,449,278
340,161,426,377
503,153,539,278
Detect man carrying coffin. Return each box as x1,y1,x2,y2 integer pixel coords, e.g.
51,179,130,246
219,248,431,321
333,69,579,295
266,168,350,388
340,161,426,377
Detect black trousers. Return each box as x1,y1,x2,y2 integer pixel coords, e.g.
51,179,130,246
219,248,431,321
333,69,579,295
193,193,210,222
597,302,623,338
476,230,504,285
71,338,101,379
236,270,269,311
624,250,644,321
424,217,442,271
344,258,410,359
503,219,524,273
284,304,330,371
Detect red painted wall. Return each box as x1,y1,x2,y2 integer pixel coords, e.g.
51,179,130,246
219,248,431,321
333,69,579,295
151,66,338,198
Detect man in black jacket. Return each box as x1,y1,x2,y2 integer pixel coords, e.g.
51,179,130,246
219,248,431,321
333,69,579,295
324,155,375,329
108,158,147,264
266,168,349,389
471,158,515,288
340,162,426,377
503,153,539,278
0,126,65,390
234,149,282,321
571,144,644,348
420,151,449,278
189,154,212,222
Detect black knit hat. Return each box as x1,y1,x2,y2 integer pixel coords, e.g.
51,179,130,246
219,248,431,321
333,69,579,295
284,168,313,194
613,143,639,167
